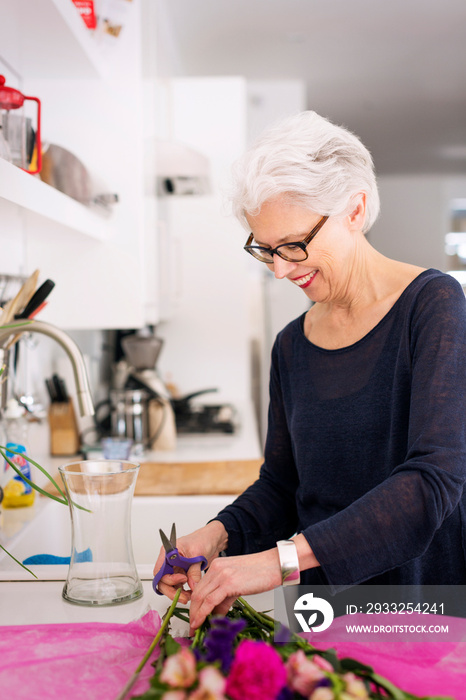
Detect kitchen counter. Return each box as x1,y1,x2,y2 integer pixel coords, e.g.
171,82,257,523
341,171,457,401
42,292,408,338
0,579,274,627
27,398,263,491
0,399,266,627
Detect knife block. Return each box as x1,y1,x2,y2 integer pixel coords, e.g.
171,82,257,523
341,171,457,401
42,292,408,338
48,400,80,456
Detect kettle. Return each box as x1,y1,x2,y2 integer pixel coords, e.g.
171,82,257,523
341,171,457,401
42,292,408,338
0,76,41,174
94,389,151,452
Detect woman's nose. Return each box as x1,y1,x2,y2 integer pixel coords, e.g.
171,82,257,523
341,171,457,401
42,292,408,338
269,255,297,280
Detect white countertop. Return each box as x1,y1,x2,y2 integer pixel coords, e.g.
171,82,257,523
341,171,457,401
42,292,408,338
0,579,274,628
0,399,265,627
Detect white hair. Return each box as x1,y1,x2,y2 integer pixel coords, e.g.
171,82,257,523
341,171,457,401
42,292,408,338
231,111,380,233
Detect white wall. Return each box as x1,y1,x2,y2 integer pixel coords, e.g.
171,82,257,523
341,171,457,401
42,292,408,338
245,81,309,442
149,77,251,402
247,80,307,145
370,175,466,269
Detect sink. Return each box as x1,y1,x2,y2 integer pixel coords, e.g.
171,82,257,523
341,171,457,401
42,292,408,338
0,494,234,581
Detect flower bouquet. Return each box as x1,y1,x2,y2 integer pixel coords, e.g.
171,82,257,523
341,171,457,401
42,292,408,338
126,593,452,700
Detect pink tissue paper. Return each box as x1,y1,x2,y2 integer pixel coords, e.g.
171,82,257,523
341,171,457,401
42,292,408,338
0,611,466,699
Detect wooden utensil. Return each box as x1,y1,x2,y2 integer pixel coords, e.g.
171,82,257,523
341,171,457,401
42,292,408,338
0,269,39,325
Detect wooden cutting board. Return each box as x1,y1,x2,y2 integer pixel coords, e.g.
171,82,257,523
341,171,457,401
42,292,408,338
43,459,262,497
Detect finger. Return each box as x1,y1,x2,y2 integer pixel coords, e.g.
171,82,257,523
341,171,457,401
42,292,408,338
158,580,191,605
213,596,237,617
153,546,168,576
186,562,203,591
189,584,228,633
161,572,188,587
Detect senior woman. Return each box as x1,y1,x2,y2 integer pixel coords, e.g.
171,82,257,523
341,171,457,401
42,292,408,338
153,111,466,631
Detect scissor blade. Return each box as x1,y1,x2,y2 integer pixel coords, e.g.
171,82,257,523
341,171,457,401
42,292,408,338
169,523,177,548
160,528,173,553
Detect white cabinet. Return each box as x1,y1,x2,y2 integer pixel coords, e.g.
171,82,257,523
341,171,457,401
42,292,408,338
0,0,147,329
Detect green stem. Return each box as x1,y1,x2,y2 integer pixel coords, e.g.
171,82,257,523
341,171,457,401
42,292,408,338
115,589,182,700
191,624,204,649
137,588,182,673
0,543,37,578
236,596,275,630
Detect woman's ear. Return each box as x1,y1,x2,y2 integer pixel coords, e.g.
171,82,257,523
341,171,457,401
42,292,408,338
348,193,367,230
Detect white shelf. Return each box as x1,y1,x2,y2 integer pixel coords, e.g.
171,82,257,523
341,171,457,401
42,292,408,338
16,0,109,79
0,158,113,241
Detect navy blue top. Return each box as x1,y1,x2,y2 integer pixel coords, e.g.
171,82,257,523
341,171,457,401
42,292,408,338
216,269,466,592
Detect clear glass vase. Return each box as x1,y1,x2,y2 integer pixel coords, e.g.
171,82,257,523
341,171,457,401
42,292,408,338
59,460,143,606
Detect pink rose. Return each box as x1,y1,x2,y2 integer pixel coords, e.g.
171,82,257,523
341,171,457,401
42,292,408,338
189,666,227,700
341,672,369,699
160,647,197,688
310,688,335,700
161,692,187,700
225,639,287,700
312,655,334,673
286,650,326,696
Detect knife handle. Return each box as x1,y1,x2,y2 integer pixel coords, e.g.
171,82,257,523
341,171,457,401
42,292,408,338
15,279,55,319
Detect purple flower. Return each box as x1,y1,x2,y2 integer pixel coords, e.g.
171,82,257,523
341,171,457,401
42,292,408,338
274,623,292,645
201,616,246,673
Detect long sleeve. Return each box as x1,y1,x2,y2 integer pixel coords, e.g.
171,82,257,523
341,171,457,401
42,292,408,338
303,273,466,591
214,344,300,554
216,270,466,591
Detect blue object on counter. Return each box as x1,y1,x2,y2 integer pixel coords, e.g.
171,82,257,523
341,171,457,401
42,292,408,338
22,548,93,566
101,437,133,459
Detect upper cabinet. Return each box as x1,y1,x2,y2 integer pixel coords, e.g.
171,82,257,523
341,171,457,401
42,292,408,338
1,0,108,80
0,0,149,330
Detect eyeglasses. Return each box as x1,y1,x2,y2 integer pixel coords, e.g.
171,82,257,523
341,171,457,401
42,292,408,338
244,215,329,263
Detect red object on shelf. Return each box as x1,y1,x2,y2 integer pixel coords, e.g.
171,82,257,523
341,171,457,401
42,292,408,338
71,0,97,30
0,75,42,175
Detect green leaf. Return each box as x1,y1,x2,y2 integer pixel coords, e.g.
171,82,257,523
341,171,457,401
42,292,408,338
340,656,374,674
0,447,91,512
0,543,38,578
172,607,190,624
0,321,32,330
164,634,181,657
0,447,68,505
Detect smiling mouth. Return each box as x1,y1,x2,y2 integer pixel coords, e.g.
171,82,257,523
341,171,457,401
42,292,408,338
291,270,317,287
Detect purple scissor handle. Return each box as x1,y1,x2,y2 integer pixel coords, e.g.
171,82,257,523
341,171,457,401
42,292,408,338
153,523,208,595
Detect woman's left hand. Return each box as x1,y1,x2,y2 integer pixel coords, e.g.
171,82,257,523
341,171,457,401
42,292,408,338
188,548,282,633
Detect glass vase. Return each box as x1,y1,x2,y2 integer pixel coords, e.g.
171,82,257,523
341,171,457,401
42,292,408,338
59,460,143,606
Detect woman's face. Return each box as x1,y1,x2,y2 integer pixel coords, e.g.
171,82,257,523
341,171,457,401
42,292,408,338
245,196,363,305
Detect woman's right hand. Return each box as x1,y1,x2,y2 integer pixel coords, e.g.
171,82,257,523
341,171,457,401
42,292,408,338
152,520,228,604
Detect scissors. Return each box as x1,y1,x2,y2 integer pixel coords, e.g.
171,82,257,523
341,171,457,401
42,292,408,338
152,523,208,595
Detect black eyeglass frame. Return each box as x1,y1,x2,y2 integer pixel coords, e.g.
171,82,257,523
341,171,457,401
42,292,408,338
244,215,329,263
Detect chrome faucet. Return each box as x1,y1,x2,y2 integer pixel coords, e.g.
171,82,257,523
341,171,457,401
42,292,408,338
0,320,94,416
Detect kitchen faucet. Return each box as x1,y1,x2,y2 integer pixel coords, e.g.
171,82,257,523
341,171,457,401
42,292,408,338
0,320,94,416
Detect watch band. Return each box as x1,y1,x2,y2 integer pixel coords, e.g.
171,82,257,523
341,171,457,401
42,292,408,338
276,539,300,586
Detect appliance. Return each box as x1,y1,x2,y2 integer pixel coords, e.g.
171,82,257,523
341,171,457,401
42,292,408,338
118,331,177,450
94,388,151,453
109,388,150,448
0,75,41,174
120,332,170,400
155,139,210,196
172,394,237,434
120,332,237,435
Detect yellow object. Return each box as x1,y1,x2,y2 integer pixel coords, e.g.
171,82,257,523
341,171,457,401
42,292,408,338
3,477,35,508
